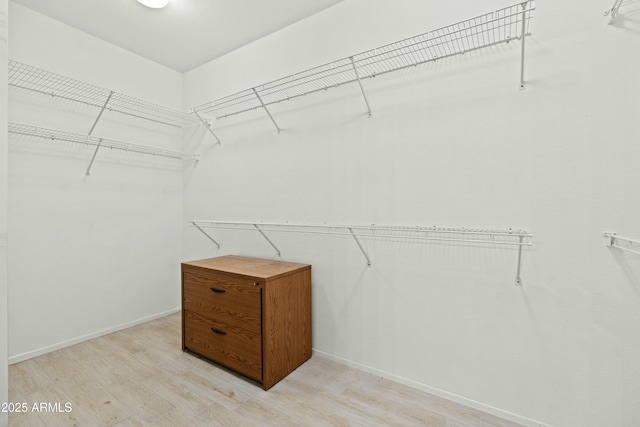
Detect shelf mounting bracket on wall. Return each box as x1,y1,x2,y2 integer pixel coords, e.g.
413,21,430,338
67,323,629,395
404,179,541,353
603,232,640,256
349,57,373,118
193,111,221,145
604,0,625,24
515,235,524,285
85,138,104,177
348,227,372,266
253,224,282,257
252,87,281,134
191,221,221,249
86,90,114,176
519,2,529,90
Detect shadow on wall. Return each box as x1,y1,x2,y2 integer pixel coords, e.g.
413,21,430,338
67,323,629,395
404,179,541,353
608,248,640,299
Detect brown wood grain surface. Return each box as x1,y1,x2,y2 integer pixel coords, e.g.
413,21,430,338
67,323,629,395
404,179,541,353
183,273,261,334
182,255,312,390
184,310,262,382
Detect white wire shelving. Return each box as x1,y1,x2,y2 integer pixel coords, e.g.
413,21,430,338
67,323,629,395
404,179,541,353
191,1,535,138
8,60,201,128
189,220,533,286
9,122,199,175
8,60,203,175
603,232,640,255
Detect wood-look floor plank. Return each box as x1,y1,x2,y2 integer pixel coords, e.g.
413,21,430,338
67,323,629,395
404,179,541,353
251,392,356,427
232,397,300,427
193,402,260,427
8,312,524,427
171,365,254,411
106,378,176,424
62,380,135,426
9,359,52,398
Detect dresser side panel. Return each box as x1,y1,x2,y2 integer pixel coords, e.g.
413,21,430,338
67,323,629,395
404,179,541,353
263,268,312,389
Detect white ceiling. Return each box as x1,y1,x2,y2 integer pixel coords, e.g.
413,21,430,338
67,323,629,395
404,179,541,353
11,0,344,73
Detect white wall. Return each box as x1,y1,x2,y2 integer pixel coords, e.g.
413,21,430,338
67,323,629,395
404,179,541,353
7,2,186,362
1,0,8,424
183,1,640,426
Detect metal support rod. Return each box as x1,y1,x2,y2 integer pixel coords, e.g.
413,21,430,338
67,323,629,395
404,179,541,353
519,2,528,90
88,91,114,136
85,138,103,176
254,224,282,257
349,57,373,118
85,91,114,176
252,88,281,133
192,222,221,249
515,235,524,286
193,111,221,145
348,227,372,267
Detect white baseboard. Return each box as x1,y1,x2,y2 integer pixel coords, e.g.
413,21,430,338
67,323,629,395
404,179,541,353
8,308,181,365
312,349,554,427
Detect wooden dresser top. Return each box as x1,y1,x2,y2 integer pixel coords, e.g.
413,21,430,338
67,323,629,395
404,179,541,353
182,255,311,280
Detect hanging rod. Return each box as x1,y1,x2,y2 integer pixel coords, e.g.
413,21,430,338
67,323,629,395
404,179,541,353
8,60,201,128
189,220,532,285
603,232,640,256
604,0,625,23
191,1,535,122
8,122,199,162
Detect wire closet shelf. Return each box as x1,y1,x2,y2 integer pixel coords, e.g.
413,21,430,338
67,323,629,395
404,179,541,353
191,1,535,122
8,122,199,161
189,220,533,285
8,60,200,128
603,232,640,256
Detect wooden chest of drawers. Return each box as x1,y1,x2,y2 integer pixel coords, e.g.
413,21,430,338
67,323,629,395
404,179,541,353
181,255,312,390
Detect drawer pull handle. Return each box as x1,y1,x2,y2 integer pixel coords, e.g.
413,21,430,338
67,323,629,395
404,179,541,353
210,287,226,293
211,328,227,335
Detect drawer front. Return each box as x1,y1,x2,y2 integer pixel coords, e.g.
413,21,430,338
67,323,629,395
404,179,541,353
183,271,261,334
184,269,262,288
184,310,262,382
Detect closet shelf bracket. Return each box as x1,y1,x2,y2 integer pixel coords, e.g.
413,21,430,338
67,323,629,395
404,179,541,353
515,235,524,285
519,2,528,90
86,91,114,176
254,224,282,257
604,0,625,24
86,138,104,177
88,91,114,136
191,222,221,249
348,227,372,266
193,111,221,145
603,232,640,256
252,88,281,134
349,57,373,117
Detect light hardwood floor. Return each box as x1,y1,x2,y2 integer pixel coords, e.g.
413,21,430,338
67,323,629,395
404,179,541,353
9,313,523,426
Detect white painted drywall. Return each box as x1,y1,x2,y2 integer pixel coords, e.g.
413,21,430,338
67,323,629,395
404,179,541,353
183,1,640,426
1,0,8,424
7,3,185,363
